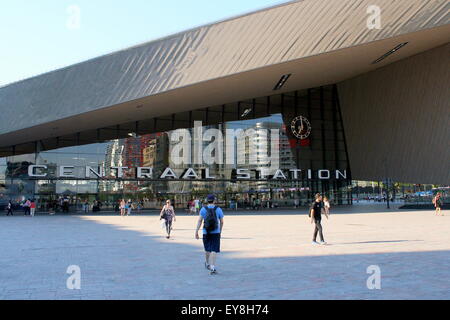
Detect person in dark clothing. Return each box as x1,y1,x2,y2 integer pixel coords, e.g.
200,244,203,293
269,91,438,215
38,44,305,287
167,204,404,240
310,193,329,245
24,199,31,216
433,193,444,216
6,201,13,216
160,200,176,239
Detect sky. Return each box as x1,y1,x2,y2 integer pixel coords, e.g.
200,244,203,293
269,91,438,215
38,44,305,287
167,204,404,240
0,0,288,87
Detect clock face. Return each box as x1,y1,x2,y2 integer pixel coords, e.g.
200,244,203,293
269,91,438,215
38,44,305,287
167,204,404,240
291,116,312,140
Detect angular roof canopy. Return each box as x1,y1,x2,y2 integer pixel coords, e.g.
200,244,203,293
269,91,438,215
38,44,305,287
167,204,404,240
0,0,449,151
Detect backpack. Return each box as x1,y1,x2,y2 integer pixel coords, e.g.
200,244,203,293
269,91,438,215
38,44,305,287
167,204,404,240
204,206,218,233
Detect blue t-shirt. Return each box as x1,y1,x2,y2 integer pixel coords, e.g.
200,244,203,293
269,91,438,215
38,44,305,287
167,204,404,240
200,205,224,235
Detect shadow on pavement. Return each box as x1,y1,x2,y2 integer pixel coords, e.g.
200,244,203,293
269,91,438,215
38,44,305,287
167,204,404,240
0,215,448,300
334,240,425,245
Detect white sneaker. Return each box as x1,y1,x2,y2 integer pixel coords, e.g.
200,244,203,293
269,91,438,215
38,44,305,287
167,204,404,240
312,241,319,245
320,241,328,245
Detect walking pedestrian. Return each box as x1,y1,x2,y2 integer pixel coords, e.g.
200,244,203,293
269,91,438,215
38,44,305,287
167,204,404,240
195,195,224,275
310,193,329,245
83,200,90,213
24,199,31,216
30,199,36,217
194,199,201,215
190,200,196,215
6,200,13,216
432,193,444,216
160,200,176,239
126,200,133,216
323,196,331,216
119,199,126,216
62,197,70,213
186,200,191,214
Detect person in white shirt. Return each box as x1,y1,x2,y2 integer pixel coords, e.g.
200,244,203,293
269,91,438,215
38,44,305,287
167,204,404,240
194,199,200,215
323,196,331,216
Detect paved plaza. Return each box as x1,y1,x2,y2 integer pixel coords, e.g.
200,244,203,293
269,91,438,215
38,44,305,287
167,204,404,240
0,205,449,300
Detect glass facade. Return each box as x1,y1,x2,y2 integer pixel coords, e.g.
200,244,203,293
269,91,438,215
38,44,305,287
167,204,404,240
0,85,352,212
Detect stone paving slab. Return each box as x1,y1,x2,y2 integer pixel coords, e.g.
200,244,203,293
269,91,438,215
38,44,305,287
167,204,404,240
0,205,449,300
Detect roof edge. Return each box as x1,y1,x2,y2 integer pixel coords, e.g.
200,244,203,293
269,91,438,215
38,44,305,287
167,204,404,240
0,0,299,90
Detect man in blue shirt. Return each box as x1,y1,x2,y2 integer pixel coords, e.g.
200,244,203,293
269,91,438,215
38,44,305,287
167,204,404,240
195,195,224,275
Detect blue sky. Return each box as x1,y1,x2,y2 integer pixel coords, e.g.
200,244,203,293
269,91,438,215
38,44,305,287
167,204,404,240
0,0,287,87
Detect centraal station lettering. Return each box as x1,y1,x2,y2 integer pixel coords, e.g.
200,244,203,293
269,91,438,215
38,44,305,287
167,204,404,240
27,165,348,181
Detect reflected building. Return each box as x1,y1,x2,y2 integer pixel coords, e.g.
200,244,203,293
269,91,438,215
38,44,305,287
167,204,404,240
0,86,354,209
101,139,124,193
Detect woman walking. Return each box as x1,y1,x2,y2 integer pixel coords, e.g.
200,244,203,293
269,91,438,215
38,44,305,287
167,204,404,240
160,200,176,239
30,200,36,217
119,199,126,217
433,193,444,216
323,196,331,216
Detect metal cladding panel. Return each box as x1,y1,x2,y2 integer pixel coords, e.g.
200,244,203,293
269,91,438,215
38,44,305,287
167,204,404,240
338,44,450,185
0,0,449,136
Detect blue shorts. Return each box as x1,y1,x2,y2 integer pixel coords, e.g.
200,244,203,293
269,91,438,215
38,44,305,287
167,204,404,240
203,233,221,253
